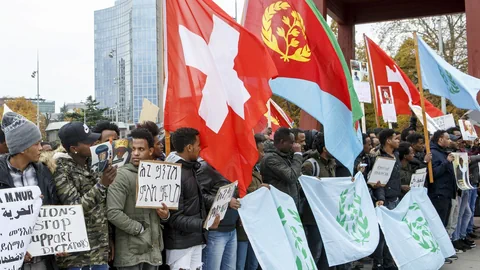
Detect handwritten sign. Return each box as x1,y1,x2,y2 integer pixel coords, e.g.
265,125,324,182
136,161,182,209
204,181,238,230
0,187,42,270
28,205,90,256
459,120,478,141
432,114,456,131
410,173,427,188
367,157,396,186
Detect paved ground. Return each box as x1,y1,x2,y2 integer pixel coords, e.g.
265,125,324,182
360,218,480,270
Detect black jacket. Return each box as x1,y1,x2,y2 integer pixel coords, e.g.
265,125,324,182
428,143,456,199
0,155,58,205
0,154,58,270
373,149,402,202
197,160,239,232
164,154,208,250
427,142,457,199
260,149,302,207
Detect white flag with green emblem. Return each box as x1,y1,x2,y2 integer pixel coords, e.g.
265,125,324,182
376,188,455,269
299,173,379,266
238,186,316,270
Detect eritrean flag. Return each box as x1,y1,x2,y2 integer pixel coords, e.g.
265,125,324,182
244,0,362,173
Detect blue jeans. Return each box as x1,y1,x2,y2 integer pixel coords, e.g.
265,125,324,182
68,265,108,270
203,230,237,270
453,191,473,241
467,185,478,234
236,241,258,270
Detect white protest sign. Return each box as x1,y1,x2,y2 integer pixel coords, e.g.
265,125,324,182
452,152,474,190
381,104,397,123
409,104,441,134
368,157,396,186
432,114,456,131
28,205,90,256
410,173,427,188
136,161,182,209
0,187,42,270
351,60,371,104
204,181,238,230
459,120,478,141
416,168,427,174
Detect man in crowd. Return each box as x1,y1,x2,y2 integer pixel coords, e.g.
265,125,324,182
372,129,401,270
197,159,240,270
260,127,303,207
41,142,52,152
164,128,220,270
0,111,58,269
107,128,170,270
138,121,165,161
55,122,117,270
429,130,456,228
406,133,429,166
93,121,120,143
291,128,306,152
0,128,8,154
301,132,335,269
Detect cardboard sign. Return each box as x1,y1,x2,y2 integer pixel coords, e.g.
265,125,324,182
0,187,42,270
459,120,478,141
204,181,238,230
410,173,427,188
136,161,182,209
350,60,371,103
452,152,474,190
367,157,396,186
138,98,160,123
28,205,90,256
90,142,113,173
432,114,456,131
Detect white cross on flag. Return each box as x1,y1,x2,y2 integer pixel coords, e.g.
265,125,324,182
163,0,277,196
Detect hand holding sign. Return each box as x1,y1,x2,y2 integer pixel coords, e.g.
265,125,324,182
367,157,396,186
156,203,170,220
204,181,238,230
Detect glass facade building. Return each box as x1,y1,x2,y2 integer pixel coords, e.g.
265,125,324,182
94,0,159,123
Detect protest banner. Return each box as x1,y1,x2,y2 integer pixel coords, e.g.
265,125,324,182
376,188,455,269
28,205,90,256
238,186,316,270
410,173,427,188
138,98,160,123
432,114,456,131
452,152,474,190
459,119,478,141
136,161,182,209
299,173,379,266
90,142,113,173
204,181,238,230
350,60,371,103
367,157,396,186
0,187,42,270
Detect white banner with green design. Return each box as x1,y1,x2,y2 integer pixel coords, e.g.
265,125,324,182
238,186,316,270
376,188,455,270
299,173,379,266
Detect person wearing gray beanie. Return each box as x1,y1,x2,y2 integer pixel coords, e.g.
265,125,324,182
1,111,42,155
0,111,59,269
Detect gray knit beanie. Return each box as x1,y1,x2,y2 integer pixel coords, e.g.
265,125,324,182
1,112,42,155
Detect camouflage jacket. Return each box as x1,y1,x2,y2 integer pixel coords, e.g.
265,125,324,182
53,152,109,268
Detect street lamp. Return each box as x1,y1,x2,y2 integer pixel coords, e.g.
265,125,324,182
31,51,40,127
109,38,119,123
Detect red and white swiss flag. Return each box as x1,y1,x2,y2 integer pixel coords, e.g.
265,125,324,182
163,0,277,196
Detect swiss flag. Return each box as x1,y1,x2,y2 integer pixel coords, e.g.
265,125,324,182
163,0,277,196
365,36,443,118
253,99,293,133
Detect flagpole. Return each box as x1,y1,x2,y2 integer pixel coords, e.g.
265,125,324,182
361,102,367,133
267,99,272,128
162,0,170,156
364,34,380,128
414,32,434,184
240,0,249,25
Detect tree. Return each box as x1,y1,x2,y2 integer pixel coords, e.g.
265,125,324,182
271,95,300,127
57,103,68,122
0,97,47,138
64,96,109,128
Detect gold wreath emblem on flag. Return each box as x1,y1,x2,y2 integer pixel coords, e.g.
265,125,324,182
262,1,311,62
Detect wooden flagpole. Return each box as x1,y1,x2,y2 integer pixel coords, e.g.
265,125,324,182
267,99,272,128
161,0,171,156
364,34,380,128
413,32,434,184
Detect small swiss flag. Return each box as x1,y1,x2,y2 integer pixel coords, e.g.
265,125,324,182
163,0,277,196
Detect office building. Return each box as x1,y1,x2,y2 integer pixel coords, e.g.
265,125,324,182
94,0,162,123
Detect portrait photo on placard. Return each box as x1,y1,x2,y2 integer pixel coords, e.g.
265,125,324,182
90,142,113,173
112,138,132,168
378,86,394,105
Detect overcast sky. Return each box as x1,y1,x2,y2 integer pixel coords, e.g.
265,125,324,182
0,0,374,113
